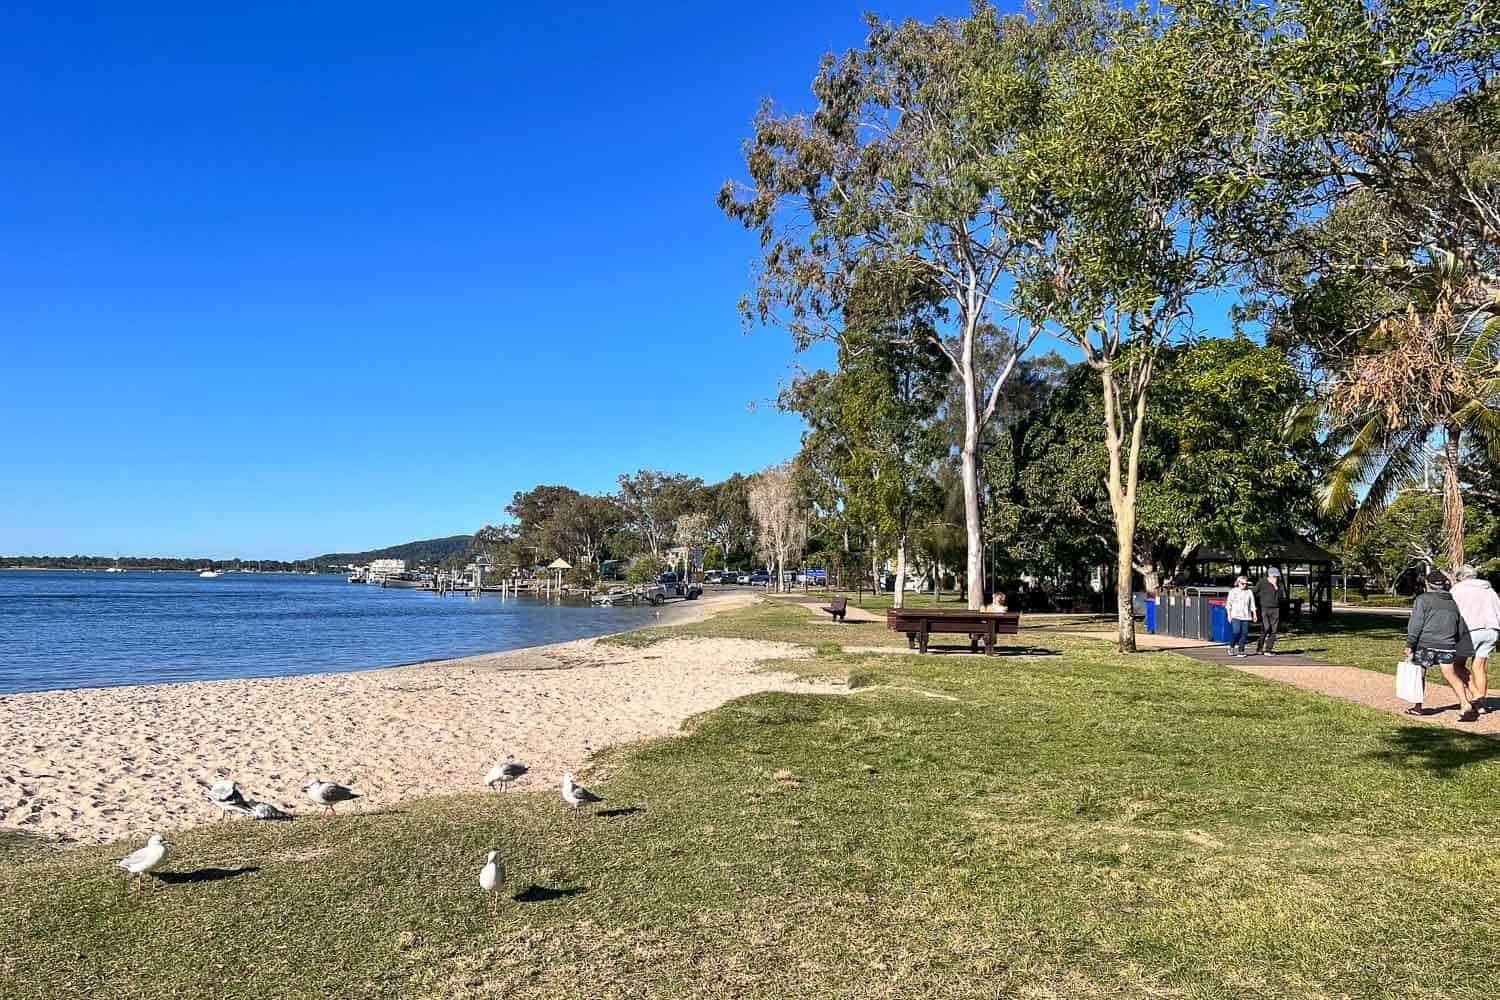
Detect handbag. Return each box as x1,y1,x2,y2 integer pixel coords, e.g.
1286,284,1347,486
1396,660,1425,704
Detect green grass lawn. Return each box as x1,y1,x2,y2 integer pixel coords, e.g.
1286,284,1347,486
3,602,1496,999
1277,611,1413,676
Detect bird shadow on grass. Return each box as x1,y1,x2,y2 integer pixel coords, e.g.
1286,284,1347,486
1366,725,1500,775
513,884,586,904
157,866,261,885
596,806,645,819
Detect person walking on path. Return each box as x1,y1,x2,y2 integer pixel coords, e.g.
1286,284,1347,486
1452,565,1500,714
1226,576,1257,657
1406,570,1479,722
1254,568,1284,655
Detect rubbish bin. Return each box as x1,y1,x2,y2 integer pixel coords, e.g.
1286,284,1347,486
1145,598,1157,634
1209,599,1230,644
1183,587,1231,640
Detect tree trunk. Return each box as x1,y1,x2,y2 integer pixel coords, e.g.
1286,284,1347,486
960,417,984,611
1114,512,1137,651
894,536,907,610
1100,368,1144,653
1443,425,1466,569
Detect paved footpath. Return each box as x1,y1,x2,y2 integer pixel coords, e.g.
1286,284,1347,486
1063,630,1499,737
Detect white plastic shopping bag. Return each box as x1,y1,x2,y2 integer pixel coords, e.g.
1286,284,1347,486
1396,660,1425,704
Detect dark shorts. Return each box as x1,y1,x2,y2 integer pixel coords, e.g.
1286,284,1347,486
1413,647,1457,668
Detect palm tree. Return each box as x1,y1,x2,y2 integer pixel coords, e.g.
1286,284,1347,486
1322,251,1500,569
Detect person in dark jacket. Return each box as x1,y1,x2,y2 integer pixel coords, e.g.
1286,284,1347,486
1405,570,1478,721
1253,567,1285,655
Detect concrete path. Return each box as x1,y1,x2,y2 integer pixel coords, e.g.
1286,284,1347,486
1060,629,1498,737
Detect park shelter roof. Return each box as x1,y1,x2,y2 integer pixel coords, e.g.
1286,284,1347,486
1186,536,1336,565
546,558,572,570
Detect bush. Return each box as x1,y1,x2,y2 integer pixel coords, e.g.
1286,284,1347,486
627,556,666,584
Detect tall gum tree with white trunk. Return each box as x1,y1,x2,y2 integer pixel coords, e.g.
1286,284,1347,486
989,0,1278,650
719,5,1055,609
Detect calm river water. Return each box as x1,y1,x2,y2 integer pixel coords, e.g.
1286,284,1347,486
0,570,660,694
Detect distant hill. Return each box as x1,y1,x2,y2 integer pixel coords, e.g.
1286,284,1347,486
311,535,474,568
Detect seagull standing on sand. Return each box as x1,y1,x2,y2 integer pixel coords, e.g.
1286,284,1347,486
484,757,529,793
117,833,169,889
479,850,506,913
303,779,360,817
561,773,603,812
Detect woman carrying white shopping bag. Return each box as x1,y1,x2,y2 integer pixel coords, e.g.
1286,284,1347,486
1402,570,1478,721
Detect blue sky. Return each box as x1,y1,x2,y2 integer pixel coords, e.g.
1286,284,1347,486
2,2,974,559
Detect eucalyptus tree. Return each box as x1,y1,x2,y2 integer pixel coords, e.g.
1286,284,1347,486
720,5,1056,609
749,462,808,592
987,1,1279,649
616,469,704,560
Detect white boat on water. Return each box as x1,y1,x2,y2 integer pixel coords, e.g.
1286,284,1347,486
198,569,222,578
379,572,426,589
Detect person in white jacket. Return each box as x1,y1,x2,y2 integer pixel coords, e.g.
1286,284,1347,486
1225,575,1258,657
1452,565,1500,713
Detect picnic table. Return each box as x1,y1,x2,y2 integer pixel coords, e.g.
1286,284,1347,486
885,607,1022,656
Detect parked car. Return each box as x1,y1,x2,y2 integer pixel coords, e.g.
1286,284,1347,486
736,572,752,584
704,570,724,584
749,570,770,585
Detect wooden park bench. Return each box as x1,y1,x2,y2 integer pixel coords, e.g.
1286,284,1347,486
821,596,848,622
885,607,1022,656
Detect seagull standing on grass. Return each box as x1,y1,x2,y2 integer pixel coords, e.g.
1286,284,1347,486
561,773,603,812
479,850,506,913
303,779,360,816
484,757,529,793
117,833,169,889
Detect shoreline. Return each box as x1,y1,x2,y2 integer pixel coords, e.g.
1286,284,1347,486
1,591,830,847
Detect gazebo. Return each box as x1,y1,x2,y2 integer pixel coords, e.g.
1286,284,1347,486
1182,535,1337,620
546,558,572,595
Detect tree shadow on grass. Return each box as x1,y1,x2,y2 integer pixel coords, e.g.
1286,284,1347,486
513,884,586,904
156,866,260,885
1366,726,1500,775
596,806,645,819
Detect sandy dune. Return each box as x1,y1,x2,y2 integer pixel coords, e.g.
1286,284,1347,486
0,594,831,845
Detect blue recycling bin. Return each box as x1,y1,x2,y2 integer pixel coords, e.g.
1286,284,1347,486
1209,600,1231,643
1144,599,1157,634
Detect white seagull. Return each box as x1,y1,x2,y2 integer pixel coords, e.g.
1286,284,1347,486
484,757,529,793
561,773,604,812
117,833,169,889
303,779,360,816
479,850,506,912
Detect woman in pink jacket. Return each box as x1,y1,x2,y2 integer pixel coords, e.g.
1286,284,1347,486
1452,565,1500,714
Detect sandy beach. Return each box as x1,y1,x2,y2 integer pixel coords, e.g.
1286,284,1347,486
0,592,829,846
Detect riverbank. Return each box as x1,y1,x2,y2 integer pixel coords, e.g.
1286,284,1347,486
0,592,824,845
